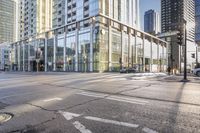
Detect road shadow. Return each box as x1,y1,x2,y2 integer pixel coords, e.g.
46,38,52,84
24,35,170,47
162,82,186,133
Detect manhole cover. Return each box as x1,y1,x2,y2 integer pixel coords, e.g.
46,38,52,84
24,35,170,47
0,113,13,124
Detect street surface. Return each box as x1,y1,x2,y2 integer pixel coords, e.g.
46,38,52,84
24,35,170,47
0,72,200,133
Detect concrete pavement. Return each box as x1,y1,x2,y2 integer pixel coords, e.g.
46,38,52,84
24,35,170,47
0,72,200,133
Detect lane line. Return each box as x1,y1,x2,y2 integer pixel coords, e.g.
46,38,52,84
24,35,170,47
77,91,148,105
60,111,81,120
43,97,62,102
106,97,146,105
109,95,149,103
142,127,158,133
73,121,93,133
84,116,139,128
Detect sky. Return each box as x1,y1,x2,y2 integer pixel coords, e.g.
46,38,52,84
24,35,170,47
140,0,161,30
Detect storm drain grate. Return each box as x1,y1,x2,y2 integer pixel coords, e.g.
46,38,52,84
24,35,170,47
0,113,13,124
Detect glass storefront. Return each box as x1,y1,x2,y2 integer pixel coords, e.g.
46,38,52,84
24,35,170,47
111,29,121,71
78,31,90,72
11,16,167,73
66,34,76,72
47,38,54,71
56,37,64,71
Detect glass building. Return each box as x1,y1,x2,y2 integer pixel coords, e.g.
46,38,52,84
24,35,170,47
0,0,16,43
10,0,167,72
144,9,160,35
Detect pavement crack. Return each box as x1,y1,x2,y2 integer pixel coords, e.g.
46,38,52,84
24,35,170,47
26,103,58,112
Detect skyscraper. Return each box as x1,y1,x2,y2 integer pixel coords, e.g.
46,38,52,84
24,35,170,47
160,0,196,72
195,0,200,63
19,0,52,40
144,9,160,35
161,0,195,41
52,0,140,30
0,0,16,43
195,0,200,43
52,0,66,30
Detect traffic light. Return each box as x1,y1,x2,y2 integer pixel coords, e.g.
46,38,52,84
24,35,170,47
191,53,195,58
177,30,184,45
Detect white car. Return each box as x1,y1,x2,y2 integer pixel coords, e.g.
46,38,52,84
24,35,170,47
192,68,200,77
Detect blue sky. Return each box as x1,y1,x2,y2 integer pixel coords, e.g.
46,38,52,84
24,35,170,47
140,0,161,30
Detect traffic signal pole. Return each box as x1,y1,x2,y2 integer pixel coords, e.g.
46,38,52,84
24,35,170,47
177,30,183,73
183,21,187,80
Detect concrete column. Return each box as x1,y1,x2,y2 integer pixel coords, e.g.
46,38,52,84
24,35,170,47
63,31,67,71
14,45,16,67
28,43,30,72
162,44,165,72
89,24,93,72
10,46,13,71
150,38,153,72
23,42,25,71
53,35,57,71
108,22,112,71
18,44,20,71
44,33,48,72
142,35,145,72
157,42,160,72
121,30,124,68
128,32,131,68
75,28,79,72
135,31,137,64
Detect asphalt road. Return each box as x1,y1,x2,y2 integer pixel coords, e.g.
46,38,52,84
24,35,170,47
0,72,200,133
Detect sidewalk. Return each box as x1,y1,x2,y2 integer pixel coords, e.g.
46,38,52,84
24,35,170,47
160,75,200,83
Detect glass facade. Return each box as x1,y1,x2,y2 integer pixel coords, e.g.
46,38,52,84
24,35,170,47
0,0,16,43
10,0,167,73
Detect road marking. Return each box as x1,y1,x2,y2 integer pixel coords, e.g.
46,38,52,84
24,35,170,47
60,111,158,133
43,97,62,102
77,91,148,105
73,121,92,133
142,127,158,133
60,111,81,120
84,116,139,128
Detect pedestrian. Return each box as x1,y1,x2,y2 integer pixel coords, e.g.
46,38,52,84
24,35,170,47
167,67,171,75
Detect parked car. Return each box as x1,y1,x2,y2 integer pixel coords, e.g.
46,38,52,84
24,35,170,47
192,68,200,77
120,67,127,73
120,67,138,73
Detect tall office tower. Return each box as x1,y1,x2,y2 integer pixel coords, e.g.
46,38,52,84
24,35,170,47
195,0,200,43
51,0,140,29
195,0,200,63
0,0,16,43
161,0,195,41
19,0,25,40
144,9,160,35
52,0,66,30
160,0,196,71
20,0,53,39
